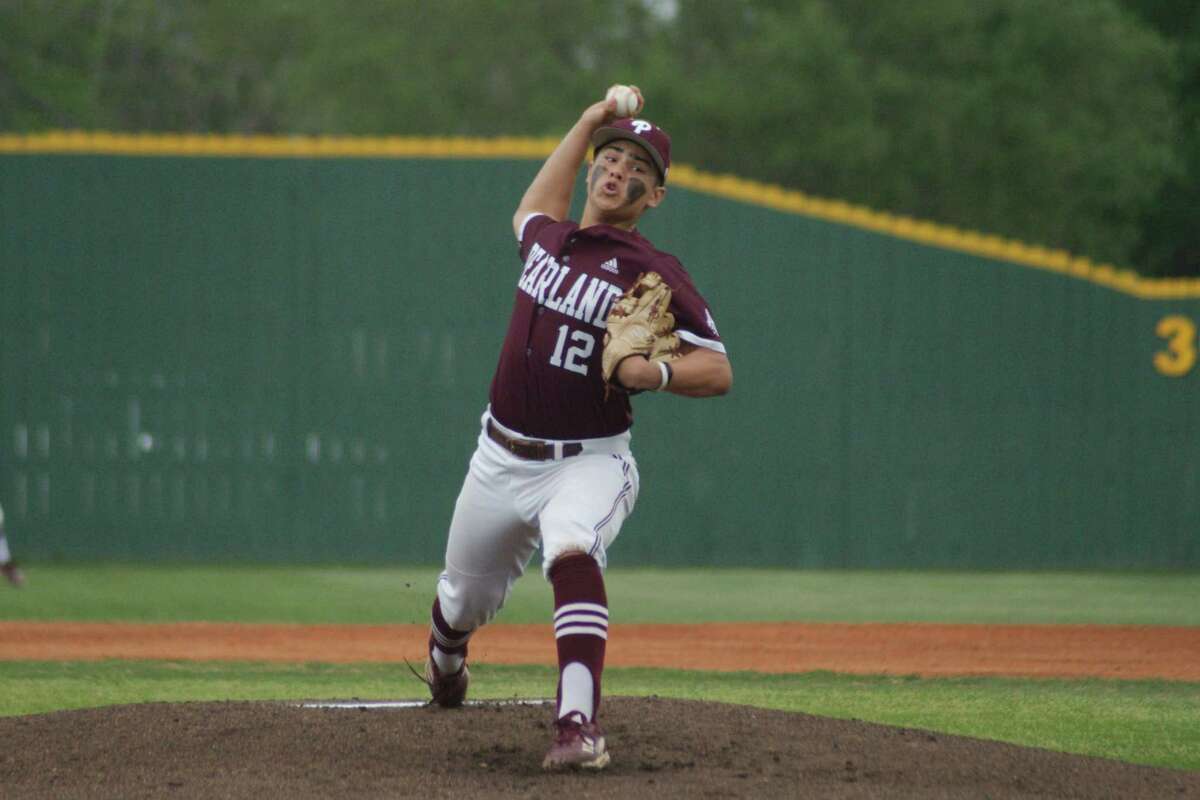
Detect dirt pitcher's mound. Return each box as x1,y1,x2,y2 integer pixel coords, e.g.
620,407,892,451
0,698,1195,799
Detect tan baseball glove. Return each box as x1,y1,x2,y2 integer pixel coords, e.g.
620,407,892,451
602,271,681,389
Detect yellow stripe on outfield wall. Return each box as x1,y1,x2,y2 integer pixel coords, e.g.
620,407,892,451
0,130,562,159
2,131,1196,300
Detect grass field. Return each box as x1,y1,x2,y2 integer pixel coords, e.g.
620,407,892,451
2,565,1198,771
3,564,1198,625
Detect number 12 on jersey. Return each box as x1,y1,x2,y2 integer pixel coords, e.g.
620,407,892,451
550,324,595,376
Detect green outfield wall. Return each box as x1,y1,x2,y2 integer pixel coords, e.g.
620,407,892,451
1,135,1197,567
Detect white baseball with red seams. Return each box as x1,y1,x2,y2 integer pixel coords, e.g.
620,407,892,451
605,84,643,117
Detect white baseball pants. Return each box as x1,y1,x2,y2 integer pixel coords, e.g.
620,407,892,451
436,410,640,633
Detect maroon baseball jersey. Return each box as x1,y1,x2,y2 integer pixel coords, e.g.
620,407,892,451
488,213,725,440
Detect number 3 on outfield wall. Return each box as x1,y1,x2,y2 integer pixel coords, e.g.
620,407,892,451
1154,315,1197,377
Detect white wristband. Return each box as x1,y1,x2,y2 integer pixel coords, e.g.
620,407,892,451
655,360,672,391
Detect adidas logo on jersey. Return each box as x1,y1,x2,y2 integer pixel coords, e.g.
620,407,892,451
600,258,619,274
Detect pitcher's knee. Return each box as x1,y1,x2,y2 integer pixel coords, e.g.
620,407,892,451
437,571,509,631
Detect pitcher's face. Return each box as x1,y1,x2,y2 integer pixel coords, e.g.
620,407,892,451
585,140,665,226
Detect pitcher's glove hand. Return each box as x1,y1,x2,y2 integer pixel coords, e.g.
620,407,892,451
602,271,681,392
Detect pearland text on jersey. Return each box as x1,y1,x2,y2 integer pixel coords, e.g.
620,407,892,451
518,242,623,330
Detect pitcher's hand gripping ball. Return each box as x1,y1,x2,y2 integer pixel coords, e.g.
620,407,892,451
602,271,680,389
605,84,644,117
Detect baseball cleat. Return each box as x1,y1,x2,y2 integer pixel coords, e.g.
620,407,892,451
423,655,469,708
1,562,25,588
541,711,610,770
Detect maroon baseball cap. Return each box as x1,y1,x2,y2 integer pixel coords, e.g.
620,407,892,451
591,118,672,183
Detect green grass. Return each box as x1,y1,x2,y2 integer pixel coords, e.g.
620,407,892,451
2,661,1196,771
3,564,1198,624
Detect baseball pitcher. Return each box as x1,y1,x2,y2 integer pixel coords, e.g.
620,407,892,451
422,85,732,770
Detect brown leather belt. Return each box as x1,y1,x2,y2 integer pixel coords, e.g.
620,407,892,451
487,420,583,461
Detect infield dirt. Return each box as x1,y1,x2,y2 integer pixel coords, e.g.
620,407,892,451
4,621,1200,679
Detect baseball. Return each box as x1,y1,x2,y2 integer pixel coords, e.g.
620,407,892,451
606,84,643,118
